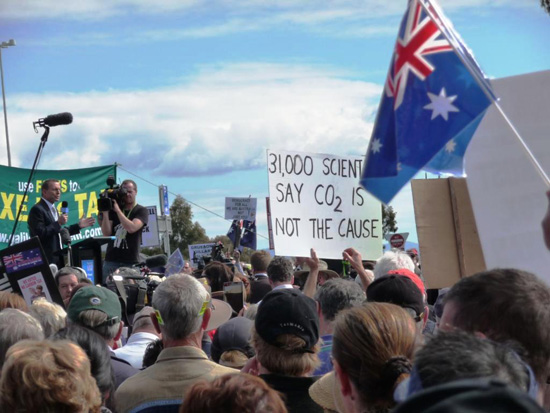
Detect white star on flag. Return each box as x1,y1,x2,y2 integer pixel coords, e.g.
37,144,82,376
371,138,383,154
424,88,459,121
445,139,456,153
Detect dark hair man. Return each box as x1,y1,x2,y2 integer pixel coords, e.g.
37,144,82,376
440,268,550,405
267,256,295,291
249,250,273,303
99,179,148,283
28,179,95,267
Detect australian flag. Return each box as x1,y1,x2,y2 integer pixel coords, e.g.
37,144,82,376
360,0,496,204
227,220,257,251
227,220,241,246
241,220,257,250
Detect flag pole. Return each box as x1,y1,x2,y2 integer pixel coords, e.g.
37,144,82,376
419,0,550,187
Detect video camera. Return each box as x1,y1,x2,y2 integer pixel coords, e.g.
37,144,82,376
98,175,128,212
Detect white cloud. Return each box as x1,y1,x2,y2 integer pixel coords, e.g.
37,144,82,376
3,62,381,177
1,0,531,22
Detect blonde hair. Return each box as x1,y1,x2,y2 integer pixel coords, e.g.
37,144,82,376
29,298,67,337
251,328,320,376
332,303,416,410
0,339,102,412
0,291,28,311
219,350,250,369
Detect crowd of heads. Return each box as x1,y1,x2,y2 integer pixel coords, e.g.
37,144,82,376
1,246,549,413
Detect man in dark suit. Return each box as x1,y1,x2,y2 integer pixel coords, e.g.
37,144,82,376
28,179,95,267
249,250,273,304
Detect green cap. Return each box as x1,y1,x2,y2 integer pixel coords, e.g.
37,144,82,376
67,286,121,326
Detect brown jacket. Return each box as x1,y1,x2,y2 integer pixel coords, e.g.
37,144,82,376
115,345,236,412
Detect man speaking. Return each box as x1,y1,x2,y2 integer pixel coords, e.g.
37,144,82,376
100,179,148,283
28,179,95,268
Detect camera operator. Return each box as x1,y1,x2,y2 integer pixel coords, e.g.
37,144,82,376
99,179,148,283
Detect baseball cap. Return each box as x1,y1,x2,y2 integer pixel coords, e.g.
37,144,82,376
255,289,319,353
67,286,121,326
367,275,424,317
211,317,255,363
387,268,426,296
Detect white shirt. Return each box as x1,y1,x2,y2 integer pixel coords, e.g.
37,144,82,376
272,284,294,291
113,332,158,369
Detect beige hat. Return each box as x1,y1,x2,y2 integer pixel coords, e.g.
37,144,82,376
309,371,345,413
295,260,340,280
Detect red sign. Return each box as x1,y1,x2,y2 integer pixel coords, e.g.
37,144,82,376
390,234,405,249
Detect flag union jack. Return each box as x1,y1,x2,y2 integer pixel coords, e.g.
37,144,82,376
3,252,23,268
387,0,453,109
361,0,495,204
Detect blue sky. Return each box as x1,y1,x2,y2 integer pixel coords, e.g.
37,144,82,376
0,0,548,252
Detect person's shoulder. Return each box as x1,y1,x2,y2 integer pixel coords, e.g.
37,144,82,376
115,367,150,395
29,199,46,212
204,361,239,378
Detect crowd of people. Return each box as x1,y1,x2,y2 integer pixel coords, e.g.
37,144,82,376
1,244,550,413
1,177,549,412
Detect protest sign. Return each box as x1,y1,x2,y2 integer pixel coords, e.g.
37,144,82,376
141,206,160,247
188,243,215,266
165,248,185,277
225,197,257,221
0,236,64,306
0,164,116,249
465,70,550,284
267,150,382,260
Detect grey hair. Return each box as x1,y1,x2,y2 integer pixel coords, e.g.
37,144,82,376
314,278,366,321
132,306,156,332
73,309,121,341
0,309,44,367
244,304,258,321
152,274,209,341
416,330,529,392
373,250,416,280
29,298,67,337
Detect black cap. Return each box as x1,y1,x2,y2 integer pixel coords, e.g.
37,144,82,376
367,275,424,316
256,289,319,352
211,317,255,363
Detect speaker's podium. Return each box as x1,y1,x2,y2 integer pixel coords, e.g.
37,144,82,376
71,236,114,285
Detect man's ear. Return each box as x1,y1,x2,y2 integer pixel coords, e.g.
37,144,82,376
114,321,124,342
150,313,162,334
200,308,212,331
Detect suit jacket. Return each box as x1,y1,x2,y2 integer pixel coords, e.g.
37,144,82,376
250,276,272,304
27,199,80,267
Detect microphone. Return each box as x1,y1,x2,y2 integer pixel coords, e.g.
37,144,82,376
61,201,69,215
33,112,73,129
60,228,72,246
134,254,168,269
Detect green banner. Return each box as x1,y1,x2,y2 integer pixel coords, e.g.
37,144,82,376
0,164,117,249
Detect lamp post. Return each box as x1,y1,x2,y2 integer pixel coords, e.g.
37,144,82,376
0,39,16,167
